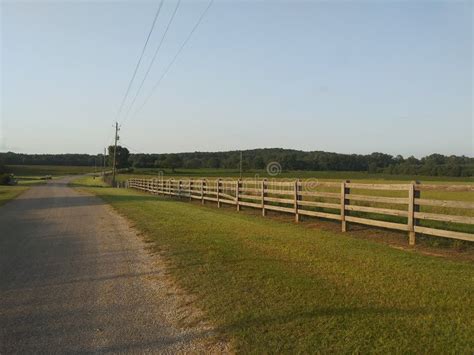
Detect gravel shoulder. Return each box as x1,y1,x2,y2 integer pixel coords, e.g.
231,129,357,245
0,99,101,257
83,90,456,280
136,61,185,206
0,177,228,353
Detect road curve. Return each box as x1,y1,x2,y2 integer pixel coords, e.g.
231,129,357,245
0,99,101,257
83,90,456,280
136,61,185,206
0,177,224,353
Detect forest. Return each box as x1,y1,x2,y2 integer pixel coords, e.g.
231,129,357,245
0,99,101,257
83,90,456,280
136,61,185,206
1,148,473,177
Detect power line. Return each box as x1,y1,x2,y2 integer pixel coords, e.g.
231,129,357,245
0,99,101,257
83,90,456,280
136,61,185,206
121,142,147,154
115,0,164,122
121,0,182,126
129,0,214,121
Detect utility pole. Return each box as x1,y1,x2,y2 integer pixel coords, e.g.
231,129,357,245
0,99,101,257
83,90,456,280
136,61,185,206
112,122,120,186
239,151,243,179
103,147,106,175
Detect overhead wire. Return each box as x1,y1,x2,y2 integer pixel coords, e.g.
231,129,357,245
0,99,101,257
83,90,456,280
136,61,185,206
121,0,182,125
127,0,214,123
114,0,165,122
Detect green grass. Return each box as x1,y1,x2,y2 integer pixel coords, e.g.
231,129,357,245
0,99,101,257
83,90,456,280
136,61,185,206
76,183,474,353
121,168,474,182
69,175,109,188
15,175,58,186
7,165,97,176
119,173,474,237
0,185,29,206
0,175,54,205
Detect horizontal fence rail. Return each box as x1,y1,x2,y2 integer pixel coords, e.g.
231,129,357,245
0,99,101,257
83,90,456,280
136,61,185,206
127,178,474,245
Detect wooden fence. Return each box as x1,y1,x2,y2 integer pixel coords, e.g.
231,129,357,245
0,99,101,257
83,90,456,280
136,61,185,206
127,178,474,245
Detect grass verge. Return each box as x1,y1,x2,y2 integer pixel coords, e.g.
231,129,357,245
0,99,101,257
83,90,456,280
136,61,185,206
7,165,96,176
76,179,474,353
0,186,29,207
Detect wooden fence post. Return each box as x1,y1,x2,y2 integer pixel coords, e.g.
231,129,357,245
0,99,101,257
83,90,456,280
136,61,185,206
408,181,420,245
294,179,300,223
217,179,221,208
189,178,193,200
261,179,267,216
341,180,350,232
236,179,241,211
201,179,205,205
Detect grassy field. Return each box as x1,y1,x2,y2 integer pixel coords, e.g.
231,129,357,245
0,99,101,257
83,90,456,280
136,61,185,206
0,174,54,206
0,186,29,206
118,167,474,182
74,176,474,353
121,172,474,238
70,175,109,188
7,165,97,176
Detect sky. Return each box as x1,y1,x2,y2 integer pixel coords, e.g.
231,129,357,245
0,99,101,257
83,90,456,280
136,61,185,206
1,0,472,157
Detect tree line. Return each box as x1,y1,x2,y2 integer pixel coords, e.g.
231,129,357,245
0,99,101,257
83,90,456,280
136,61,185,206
1,148,473,177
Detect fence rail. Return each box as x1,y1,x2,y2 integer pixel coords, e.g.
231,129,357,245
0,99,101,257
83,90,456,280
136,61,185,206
127,178,474,245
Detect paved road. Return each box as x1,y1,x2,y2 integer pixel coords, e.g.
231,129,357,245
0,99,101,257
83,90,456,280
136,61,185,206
0,178,223,353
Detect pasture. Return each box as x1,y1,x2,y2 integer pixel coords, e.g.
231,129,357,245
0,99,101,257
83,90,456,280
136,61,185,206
126,175,473,246
6,165,97,176
74,176,474,353
116,167,474,183
0,175,53,206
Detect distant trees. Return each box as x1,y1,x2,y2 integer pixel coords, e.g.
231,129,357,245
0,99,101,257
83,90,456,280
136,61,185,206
0,157,6,174
0,149,472,177
163,154,182,172
107,145,130,169
0,152,101,166
0,157,11,185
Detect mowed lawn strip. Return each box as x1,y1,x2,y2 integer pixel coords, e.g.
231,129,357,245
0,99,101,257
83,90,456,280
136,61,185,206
0,186,29,206
80,183,474,353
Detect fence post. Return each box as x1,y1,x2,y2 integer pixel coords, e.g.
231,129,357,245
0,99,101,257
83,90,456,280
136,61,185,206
236,179,241,211
201,179,205,205
217,179,221,208
341,180,350,232
189,178,193,201
261,179,267,216
294,179,300,223
408,181,420,245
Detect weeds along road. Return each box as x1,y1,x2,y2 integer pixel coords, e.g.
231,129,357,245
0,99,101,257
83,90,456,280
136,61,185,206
0,177,223,353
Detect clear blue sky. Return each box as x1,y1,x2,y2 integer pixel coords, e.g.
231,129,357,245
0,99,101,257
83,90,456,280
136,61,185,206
1,0,472,157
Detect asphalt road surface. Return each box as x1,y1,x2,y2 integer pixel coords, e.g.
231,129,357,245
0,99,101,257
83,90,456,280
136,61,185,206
0,177,224,353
